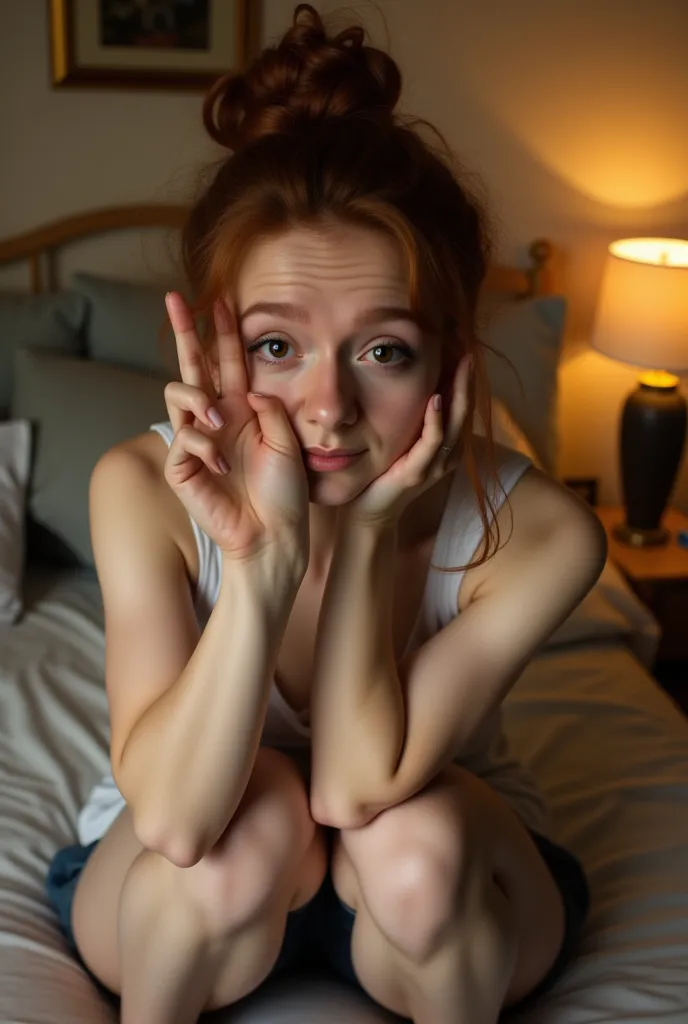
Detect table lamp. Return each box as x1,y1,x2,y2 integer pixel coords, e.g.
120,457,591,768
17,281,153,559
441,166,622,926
591,237,688,547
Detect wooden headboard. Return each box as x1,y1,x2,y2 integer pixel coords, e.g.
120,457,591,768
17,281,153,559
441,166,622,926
0,204,555,298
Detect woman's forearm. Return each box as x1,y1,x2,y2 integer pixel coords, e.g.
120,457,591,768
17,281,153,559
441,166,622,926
310,517,405,824
117,552,303,866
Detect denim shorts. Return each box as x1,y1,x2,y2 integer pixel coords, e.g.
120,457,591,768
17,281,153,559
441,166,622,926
45,826,588,1014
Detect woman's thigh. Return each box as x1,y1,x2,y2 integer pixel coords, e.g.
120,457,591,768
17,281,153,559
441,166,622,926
331,765,568,1008
71,746,326,998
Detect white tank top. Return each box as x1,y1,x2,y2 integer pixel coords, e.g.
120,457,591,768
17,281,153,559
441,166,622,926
76,422,549,845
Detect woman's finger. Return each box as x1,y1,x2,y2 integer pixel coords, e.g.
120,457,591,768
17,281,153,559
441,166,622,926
164,424,230,487
164,381,226,435
423,393,446,470
393,395,444,488
165,292,216,396
442,355,473,452
214,298,250,400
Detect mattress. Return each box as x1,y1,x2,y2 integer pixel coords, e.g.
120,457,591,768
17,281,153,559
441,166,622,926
0,562,687,1023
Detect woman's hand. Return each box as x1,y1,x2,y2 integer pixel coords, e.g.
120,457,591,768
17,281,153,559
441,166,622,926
345,355,473,526
162,292,309,564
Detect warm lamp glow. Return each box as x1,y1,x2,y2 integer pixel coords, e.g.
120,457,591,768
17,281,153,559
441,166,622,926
609,238,688,268
591,237,688,374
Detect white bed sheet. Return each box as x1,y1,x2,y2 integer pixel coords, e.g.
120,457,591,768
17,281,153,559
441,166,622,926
0,562,687,1023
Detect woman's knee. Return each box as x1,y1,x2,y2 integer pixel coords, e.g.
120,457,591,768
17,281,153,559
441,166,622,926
172,748,322,935
346,798,475,962
242,747,315,847
228,747,319,879
71,751,323,994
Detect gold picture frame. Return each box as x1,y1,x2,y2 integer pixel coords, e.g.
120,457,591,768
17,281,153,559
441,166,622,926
49,0,248,90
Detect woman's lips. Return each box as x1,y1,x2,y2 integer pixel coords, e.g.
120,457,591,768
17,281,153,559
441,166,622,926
305,450,365,472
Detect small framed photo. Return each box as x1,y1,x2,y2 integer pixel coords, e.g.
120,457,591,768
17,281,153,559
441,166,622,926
50,0,248,91
563,477,599,508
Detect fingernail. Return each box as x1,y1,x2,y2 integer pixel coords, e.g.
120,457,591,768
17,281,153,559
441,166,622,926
207,406,225,429
249,392,266,399
433,394,442,411
216,456,230,474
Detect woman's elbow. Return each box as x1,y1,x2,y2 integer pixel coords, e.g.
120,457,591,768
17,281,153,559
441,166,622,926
309,786,379,830
131,810,209,868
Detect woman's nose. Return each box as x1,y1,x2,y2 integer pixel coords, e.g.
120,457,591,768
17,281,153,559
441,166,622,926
301,359,359,430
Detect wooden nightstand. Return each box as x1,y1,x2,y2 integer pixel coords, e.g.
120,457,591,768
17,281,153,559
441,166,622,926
596,506,688,710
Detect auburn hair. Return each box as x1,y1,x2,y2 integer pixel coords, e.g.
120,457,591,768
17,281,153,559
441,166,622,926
181,3,511,572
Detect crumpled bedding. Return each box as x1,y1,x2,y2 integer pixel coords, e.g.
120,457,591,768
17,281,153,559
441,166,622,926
0,563,687,1023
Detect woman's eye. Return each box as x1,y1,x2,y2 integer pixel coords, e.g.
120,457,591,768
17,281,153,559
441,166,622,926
364,343,415,368
246,336,416,369
246,336,293,363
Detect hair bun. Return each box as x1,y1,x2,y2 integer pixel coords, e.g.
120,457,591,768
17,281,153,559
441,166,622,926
203,3,402,151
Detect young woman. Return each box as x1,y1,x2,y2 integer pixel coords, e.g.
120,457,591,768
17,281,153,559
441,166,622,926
45,6,607,1023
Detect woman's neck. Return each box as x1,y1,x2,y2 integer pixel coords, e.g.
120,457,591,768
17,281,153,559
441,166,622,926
306,471,455,582
307,503,340,581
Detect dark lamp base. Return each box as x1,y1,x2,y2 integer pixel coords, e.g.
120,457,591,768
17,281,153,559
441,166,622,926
612,521,670,547
618,376,687,547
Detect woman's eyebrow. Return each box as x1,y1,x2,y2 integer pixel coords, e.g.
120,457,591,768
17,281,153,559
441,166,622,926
239,301,421,329
240,301,309,325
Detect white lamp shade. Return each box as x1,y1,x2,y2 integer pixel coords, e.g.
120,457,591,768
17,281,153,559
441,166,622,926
591,237,688,372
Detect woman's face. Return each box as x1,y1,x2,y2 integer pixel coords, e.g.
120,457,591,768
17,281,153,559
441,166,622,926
234,221,443,505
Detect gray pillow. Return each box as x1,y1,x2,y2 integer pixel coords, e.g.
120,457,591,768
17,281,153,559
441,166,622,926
71,272,178,377
0,291,86,414
480,296,566,475
11,349,168,567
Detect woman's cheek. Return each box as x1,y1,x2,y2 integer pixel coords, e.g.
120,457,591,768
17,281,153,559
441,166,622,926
382,392,429,459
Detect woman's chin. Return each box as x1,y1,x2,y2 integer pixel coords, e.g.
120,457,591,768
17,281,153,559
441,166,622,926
306,473,370,507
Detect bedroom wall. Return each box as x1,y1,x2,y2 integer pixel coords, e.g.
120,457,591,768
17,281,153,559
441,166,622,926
1,0,687,514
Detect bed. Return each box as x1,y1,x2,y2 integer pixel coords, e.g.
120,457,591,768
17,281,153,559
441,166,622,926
1,207,687,1023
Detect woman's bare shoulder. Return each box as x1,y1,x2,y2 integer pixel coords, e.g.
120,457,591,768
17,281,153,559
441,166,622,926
505,465,605,538
488,465,606,570
92,430,200,587
464,465,606,609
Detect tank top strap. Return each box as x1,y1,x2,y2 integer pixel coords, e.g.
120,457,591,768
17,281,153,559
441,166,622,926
425,439,534,631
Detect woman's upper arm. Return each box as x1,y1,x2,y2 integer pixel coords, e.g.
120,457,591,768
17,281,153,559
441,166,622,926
89,442,201,781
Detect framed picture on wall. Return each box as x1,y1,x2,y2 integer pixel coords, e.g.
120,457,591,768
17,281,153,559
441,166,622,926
49,0,248,90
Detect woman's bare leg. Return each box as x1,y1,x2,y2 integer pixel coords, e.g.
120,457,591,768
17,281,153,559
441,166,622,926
72,749,326,1023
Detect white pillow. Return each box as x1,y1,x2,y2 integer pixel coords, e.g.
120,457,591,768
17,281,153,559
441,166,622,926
0,420,31,625
480,295,567,476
